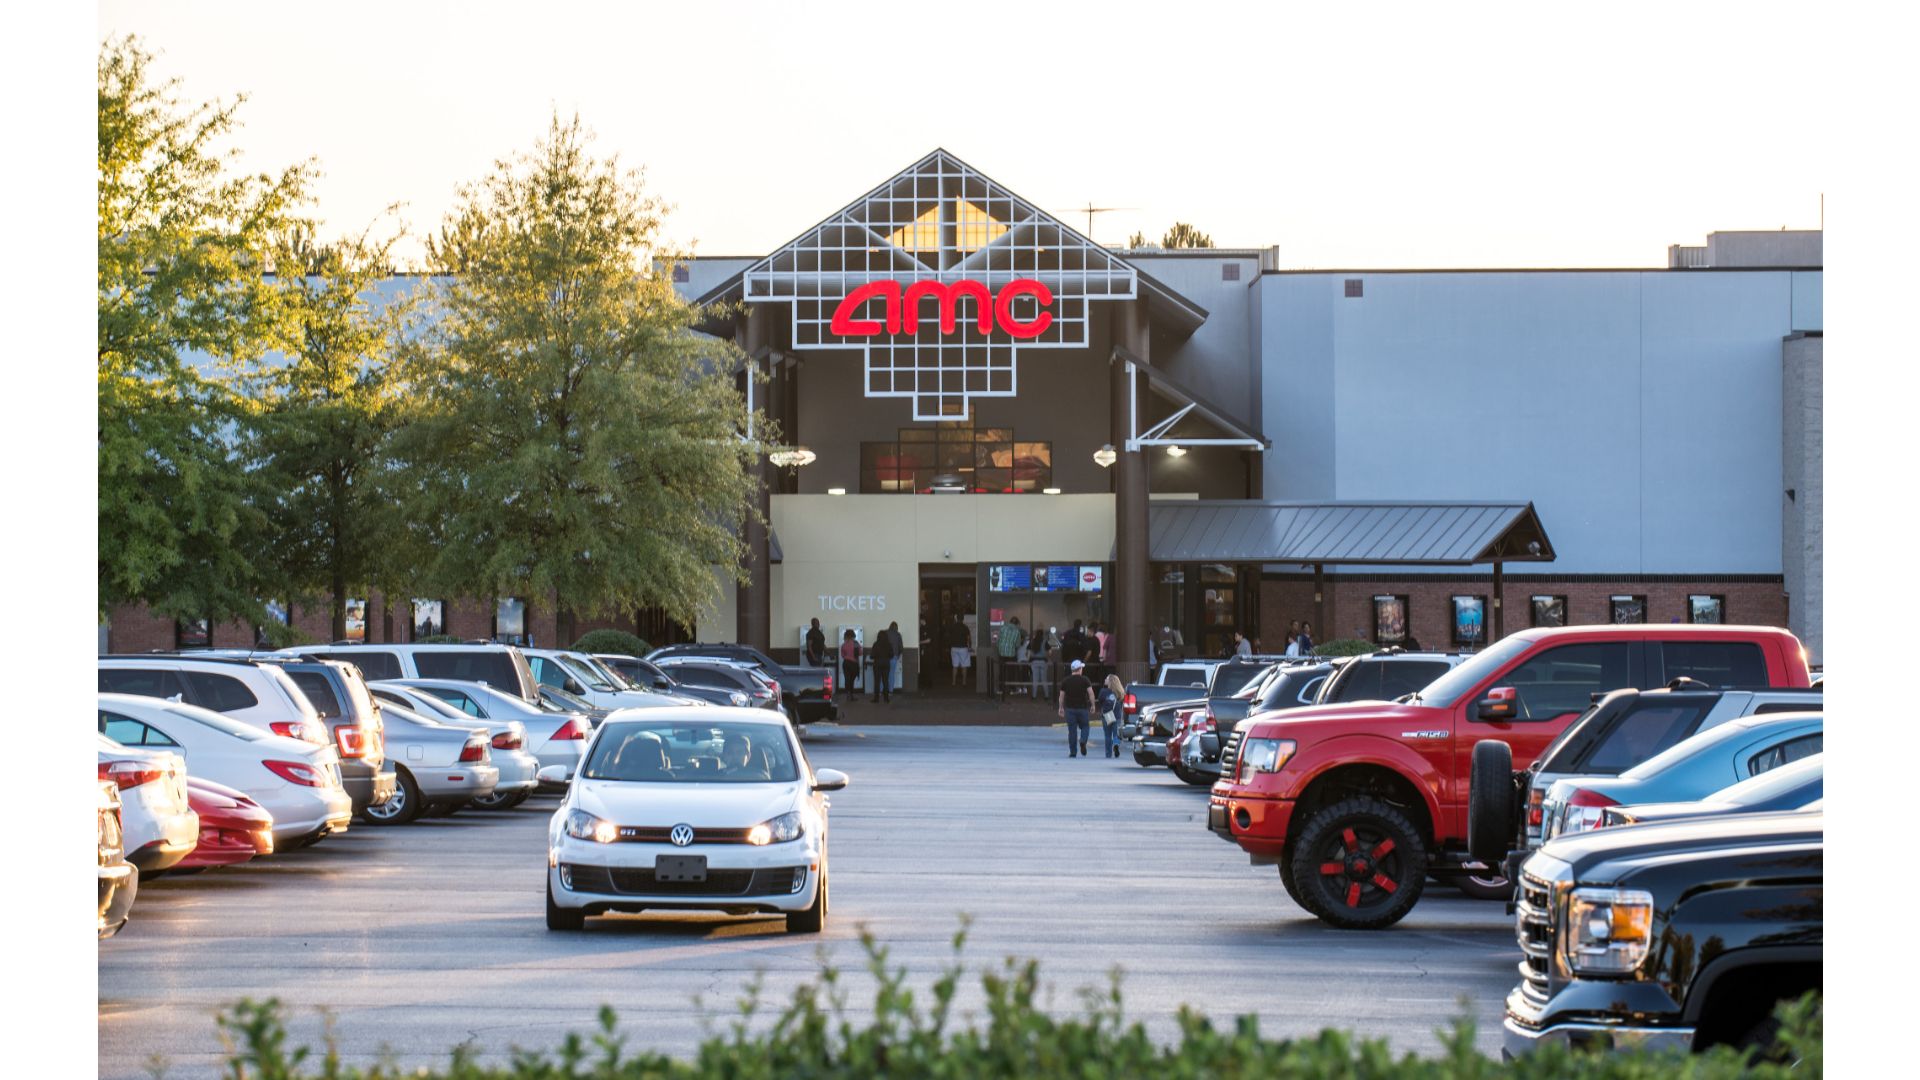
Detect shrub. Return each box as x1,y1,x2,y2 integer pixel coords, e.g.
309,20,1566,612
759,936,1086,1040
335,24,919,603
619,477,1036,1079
572,629,651,657
201,931,1821,1078
1312,638,1377,658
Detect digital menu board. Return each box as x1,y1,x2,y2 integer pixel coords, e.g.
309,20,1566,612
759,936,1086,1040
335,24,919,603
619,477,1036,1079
991,563,1106,592
1045,565,1077,591
988,564,1032,592
1078,566,1103,592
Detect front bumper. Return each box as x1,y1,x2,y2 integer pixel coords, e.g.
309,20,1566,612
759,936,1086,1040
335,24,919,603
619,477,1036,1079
342,761,397,815
548,833,822,914
1207,790,1294,857
1502,1015,1695,1058
1503,981,1692,1058
98,861,137,939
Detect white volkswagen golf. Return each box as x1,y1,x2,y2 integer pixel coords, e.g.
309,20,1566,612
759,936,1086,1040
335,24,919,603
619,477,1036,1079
543,706,847,933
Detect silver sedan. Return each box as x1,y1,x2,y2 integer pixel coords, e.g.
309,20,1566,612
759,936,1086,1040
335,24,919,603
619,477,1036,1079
362,704,499,825
367,684,540,809
376,678,590,784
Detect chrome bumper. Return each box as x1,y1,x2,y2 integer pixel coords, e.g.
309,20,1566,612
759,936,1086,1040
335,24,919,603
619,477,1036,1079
1502,1016,1694,1058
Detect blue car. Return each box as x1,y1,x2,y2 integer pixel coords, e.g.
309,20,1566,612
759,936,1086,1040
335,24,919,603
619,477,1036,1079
1541,711,1822,840
1599,752,1823,829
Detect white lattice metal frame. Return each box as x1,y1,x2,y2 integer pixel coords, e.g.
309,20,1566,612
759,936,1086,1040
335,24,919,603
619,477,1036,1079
741,150,1137,421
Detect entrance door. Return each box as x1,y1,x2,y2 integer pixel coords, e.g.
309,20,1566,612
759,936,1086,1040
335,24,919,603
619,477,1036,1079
918,568,977,689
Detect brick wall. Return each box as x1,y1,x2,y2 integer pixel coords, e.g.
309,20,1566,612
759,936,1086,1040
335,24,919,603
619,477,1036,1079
107,593,635,653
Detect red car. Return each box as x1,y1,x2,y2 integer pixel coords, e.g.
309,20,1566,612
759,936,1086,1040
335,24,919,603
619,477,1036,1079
176,778,274,871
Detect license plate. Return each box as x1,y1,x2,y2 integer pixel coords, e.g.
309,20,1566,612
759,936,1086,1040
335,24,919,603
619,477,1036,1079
654,854,707,883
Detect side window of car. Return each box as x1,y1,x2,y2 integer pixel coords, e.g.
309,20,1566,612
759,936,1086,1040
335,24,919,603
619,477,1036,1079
99,667,182,699
1749,732,1823,775
1662,642,1769,688
285,671,343,718
1297,675,1327,704
182,671,261,713
1495,643,1635,720
100,712,147,744
1326,663,1380,703
318,651,403,681
440,690,482,717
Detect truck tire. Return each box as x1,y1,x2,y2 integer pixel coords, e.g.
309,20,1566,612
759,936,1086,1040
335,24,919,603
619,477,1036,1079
1284,797,1427,930
1278,863,1306,909
1440,865,1513,902
1171,761,1212,787
1467,740,1515,865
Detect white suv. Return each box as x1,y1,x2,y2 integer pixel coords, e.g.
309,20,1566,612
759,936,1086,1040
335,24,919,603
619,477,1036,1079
98,656,328,746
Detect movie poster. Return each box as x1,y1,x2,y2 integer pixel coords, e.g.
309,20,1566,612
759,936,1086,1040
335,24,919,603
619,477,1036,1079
344,598,367,642
1530,596,1567,627
1688,595,1725,624
1452,596,1486,644
412,598,444,639
1372,595,1407,643
496,597,527,642
1610,595,1646,624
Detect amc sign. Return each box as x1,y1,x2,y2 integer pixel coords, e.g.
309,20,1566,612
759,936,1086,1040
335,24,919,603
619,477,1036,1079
829,278,1054,340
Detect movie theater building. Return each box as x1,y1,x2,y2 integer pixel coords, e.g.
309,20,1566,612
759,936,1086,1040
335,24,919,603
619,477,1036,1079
103,149,1823,677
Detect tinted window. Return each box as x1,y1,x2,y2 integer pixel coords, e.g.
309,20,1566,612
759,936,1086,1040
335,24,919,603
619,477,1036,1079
1379,661,1454,700
98,712,179,746
1749,732,1823,775
286,671,344,718
1324,662,1380,703
1496,643,1635,720
99,667,181,698
1162,667,1210,687
182,671,260,713
1663,642,1768,688
529,656,571,690
583,720,799,784
421,688,483,717
1581,703,1712,773
414,650,520,691
669,665,745,690
1209,665,1266,697
318,650,402,681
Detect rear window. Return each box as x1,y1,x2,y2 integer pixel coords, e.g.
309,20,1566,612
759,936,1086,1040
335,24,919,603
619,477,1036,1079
1379,661,1454,700
1664,642,1768,687
183,670,260,713
318,650,402,682
287,671,344,718
99,711,181,747
669,665,742,690
1580,702,1712,773
1324,662,1379,703
415,650,521,692
1750,732,1822,775
1209,665,1267,697
1161,666,1210,687
100,666,180,698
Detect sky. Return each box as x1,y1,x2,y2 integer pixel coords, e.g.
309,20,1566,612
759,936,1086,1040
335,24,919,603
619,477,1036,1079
98,1,1831,268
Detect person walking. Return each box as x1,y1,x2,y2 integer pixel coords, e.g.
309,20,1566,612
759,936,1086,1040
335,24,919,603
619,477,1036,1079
883,620,905,698
869,623,897,703
945,613,971,686
1295,621,1315,656
839,629,862,704
995,616,1025,696
1097,673,1125,758
1057,659,1094,758
805,618,827,667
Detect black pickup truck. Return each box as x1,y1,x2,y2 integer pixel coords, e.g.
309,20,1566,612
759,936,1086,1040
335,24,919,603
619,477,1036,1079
1504,807,1821,1059
1121,659,1274,767
644,643,838,725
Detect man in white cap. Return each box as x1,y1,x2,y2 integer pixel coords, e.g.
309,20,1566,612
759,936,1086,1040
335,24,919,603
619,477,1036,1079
1057,658,1095,758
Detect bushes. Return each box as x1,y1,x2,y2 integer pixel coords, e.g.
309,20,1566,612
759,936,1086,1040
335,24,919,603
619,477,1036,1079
203,931,1820,1078
1312,638,1378,658
572,629,651,657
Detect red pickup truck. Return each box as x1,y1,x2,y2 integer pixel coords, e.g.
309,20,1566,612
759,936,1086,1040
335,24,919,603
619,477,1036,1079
1207,625,1811,929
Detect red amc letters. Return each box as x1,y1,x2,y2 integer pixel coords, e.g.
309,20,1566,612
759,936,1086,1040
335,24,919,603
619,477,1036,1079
828,279,1054,339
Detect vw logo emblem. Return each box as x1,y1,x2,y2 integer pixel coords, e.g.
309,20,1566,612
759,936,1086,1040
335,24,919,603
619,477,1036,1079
669,824,695,847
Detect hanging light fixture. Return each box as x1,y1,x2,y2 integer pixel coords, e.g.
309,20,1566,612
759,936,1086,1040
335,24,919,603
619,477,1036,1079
1093,444,1118,468
1166,445,1188,458
769,447,817,469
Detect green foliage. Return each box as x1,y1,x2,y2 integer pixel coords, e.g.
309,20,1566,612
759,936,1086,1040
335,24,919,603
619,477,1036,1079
396,114,765,628
571,629,651,657
97,37,313,624
1161,222,1214,249
200,933,1821,1078
254,620,314,649
1312,638,1379,657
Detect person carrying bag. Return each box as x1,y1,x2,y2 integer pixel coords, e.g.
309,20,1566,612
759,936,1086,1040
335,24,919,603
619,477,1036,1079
1097,674,1125,759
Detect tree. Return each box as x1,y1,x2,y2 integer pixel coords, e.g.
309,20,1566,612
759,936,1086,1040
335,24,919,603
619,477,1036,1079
243,221,413,641
1161,222,1215,249
397,114,764,629
1124,230,1146,249
98,37,312,624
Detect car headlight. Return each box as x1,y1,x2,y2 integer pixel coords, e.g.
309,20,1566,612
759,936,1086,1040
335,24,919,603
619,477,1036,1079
729,691,749,706
565,808,618,844
1235,738,1296,782
746,810,804,845
1564,886,1654,974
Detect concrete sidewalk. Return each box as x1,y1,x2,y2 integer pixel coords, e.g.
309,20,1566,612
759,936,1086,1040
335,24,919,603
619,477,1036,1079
827,688,1063,726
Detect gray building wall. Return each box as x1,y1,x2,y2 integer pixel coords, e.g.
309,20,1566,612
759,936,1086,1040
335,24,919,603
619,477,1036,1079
1125,252,1263,431
1781,333,1822,662
1258,270,1821,576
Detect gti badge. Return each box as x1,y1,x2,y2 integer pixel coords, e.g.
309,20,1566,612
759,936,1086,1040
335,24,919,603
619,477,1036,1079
669,824,695,847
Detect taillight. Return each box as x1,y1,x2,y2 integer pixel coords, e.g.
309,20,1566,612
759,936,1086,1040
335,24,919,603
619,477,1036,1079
769,680,782,700
98,760,163,790
553,718,588,741
263,760,327,787
335,724,366,759
458,739,486,763
271,720,326,744
1562,788,1621,836
491,731,522,750
1124,692,1137,716
1527,787,1546,827
1568,788,1620,808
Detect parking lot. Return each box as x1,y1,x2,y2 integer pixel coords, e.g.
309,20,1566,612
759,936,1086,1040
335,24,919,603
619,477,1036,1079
99,724,1519,1078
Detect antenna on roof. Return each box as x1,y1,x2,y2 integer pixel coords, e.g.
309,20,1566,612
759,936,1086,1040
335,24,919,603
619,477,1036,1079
1057,203,1137,242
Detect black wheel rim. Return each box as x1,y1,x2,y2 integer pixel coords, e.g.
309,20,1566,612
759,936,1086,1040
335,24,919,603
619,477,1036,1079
1310,822,1408,914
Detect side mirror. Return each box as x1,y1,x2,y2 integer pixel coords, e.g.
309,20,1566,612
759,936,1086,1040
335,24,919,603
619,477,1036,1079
812,768,850,793
1478,686,1518,722
536,764,572,786
565,678,586,695
654,678,671,690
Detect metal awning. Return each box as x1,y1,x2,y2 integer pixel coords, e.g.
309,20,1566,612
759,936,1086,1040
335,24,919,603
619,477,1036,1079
1138,500,1555,565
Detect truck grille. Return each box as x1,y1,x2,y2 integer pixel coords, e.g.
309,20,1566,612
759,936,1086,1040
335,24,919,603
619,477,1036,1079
1514,871,1554,1003
1220,731,1245,778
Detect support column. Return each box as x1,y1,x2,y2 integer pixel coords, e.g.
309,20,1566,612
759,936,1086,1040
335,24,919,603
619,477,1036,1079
1112,301,1151,683
1313,563,1327,645
1492,561,1505,642
734,311,772,651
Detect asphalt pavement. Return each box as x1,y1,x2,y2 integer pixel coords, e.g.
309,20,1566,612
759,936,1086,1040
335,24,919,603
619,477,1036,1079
98,725,1520,1077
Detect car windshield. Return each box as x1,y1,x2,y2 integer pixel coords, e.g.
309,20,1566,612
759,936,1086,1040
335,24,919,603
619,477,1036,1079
1410,636,1535,707
582,720,799,783
557,654,619,691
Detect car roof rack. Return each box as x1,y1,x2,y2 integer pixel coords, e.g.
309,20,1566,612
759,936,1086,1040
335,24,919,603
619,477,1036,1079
99,653,263,667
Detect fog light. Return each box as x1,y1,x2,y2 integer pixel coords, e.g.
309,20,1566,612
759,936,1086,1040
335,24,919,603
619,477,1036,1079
790,867,807,894
558,864,572,888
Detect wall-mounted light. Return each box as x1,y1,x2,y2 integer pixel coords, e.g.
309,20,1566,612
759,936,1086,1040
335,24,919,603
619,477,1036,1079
1042,487,1062,495
1093,444,1117,468
1166,445,1188,458
827,487,846,496
770,447,817,468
